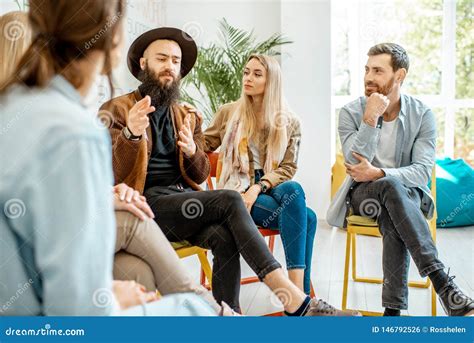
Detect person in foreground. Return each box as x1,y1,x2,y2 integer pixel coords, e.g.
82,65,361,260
0,0,217,316
204,54,317,295
0,9,233,316
327,43,474,316
100,27,359,316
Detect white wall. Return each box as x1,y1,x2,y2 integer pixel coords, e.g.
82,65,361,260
281,0,332,219
165,0,281,46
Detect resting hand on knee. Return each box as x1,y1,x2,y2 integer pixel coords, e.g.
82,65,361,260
241,184,261,212
113,183,155,220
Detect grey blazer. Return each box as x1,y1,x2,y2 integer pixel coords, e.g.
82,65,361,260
326,94,436,228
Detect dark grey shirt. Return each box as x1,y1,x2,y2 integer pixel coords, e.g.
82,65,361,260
145,106,184,188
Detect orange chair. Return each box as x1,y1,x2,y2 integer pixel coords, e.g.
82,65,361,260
202,152,315,297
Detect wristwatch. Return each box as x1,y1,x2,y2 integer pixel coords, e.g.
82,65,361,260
257,181,269,193
123,126,142,141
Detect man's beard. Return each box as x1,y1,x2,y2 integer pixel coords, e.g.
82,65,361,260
364,76,395,96
138,65,180,107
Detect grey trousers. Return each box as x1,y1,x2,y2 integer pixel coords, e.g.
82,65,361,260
349,176,444,310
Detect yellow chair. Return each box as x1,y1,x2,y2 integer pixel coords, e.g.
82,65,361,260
331,154,437,316
171,241,213,287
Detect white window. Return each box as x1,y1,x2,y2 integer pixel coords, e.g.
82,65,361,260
331,0,473,166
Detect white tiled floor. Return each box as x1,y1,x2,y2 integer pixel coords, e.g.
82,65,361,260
180,221,474,316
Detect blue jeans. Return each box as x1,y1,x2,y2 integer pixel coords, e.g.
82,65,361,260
250,179,317,295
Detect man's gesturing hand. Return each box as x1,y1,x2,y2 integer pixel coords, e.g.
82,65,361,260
178,114,197,157
127,95,155,136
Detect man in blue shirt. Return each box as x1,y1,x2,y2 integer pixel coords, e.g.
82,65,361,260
327,43,473,316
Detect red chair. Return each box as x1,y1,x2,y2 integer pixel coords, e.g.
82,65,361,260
202,152,315,298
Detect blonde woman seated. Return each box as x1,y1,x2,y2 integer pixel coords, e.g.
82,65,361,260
204,54,317,295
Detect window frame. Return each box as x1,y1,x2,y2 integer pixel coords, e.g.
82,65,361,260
331,0,474,163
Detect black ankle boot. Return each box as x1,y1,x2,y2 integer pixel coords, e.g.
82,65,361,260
438,272,474,316
383,308,400,316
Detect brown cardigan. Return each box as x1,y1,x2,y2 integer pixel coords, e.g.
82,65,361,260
99,89,210,194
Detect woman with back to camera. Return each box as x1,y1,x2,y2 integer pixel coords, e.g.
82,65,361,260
0,0,218,316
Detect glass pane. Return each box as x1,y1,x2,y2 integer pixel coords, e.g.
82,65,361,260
455,0,474,99
332,2,350,96
454,108,474,167
433,107,445,158
333,0,443,95
396,0,443,95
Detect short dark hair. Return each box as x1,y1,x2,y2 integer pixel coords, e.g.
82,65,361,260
367,43,409,72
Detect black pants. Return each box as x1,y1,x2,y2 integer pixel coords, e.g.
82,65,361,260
144,187,281,311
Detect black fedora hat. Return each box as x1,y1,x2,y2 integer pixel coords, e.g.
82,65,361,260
127,27,198,80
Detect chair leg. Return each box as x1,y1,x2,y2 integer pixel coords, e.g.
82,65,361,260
310,281,316,298
408,277,431,288
342,232,352,310
199,250,207,286
268,235,275,253
198,250,212,289
351,233,357,280
200,268,206,287
431,282,437,316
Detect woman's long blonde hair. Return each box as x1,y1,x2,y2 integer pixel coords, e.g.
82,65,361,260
0,11,32,87
232,54,293,172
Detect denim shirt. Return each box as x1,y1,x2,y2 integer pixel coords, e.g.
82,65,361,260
326,94,436,228
0,76,117,315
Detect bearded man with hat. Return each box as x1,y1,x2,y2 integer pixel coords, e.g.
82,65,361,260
100,27,360,316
